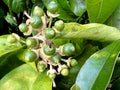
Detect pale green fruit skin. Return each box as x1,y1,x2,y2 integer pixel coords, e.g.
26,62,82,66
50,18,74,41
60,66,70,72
33,6,44,17
43,45,56,56
30,16,42,28
48,73,56,79
47,1,58,13
19,23,28,33
63,43,75,56
70,59,78,67
61,68,69,76
7,35,17,43
54,20,64,31
45,28,56,39
51,53,61,63
37,63,46,72
24,50,37,62
26,37,37,48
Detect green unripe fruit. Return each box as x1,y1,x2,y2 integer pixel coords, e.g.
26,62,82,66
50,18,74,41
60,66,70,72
70,59,78,67
19,23,28,33
24,50,37,62
45,28,56,39
37,63,46,72
7,34,17,43
48,73,56,79
63,43,75,56
30,16,42,28
51,53,61,63
54,20,64,31
47,1,58,13
33,6,44,17
43,45,56,56
26,37,37,48
61,68,69,76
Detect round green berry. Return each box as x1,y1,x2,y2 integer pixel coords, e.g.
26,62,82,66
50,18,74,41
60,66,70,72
45,28,56,39
47,1,58,13
48,73,56,79
70,59,78,67
7,34,17,43
24,50,37,62
63,43,75,56
37,63,46,72
30,16,42,28
26,37,37,48
54,20,64,31
33,6,44,17
61,68,69,76
43,45,56,56
19,23,28,33
51,53,61,63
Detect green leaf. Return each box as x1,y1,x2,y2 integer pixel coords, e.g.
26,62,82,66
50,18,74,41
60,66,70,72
30,72,52,90
0,53,23,79
12,0,26,13
56,0,77,20
0,64,52,90
5,13,17,26
69,0,86,16
106,5,120,30
56,23,120,42
3,0,26,13
75,40,120,90
0,35,25,57
86,0,120,23
0,64,38,90
0,35,25,78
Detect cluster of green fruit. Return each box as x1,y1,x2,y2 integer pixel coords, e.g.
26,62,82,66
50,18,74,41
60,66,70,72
7,1,78,80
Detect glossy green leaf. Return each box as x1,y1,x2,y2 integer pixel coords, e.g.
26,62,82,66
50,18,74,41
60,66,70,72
3,0,26,13
0,64,38,90
86,0,120,23
5,13,17,26
0,35,25,57
69,0,86,16
31,72,52,90
75,40,120,90
0,64,52,90
0,53,23,79
55,45,98,90
56,0,77,20
56,23,120,42
0,35,25,78
106,5,120,30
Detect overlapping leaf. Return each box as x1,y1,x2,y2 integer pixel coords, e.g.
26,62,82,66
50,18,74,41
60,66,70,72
75,40,120,90
69,0,86,16
0,64,52,90
3,0,26,13
106,5,120,30
86,0,120,23
57,23,120,42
